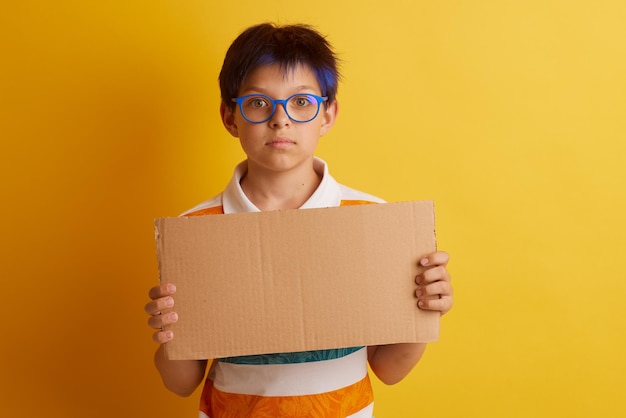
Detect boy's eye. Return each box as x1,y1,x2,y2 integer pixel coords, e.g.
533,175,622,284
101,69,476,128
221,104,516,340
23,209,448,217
248,97,269,108
292,95,313,107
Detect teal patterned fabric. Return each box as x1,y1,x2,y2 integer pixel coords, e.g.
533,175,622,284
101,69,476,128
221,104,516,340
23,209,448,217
219,346,364,365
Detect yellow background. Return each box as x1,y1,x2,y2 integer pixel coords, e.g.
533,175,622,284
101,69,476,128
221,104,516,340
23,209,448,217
2,1,625,417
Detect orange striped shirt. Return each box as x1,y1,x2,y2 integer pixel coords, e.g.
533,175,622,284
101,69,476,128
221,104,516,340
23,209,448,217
180,158,384,418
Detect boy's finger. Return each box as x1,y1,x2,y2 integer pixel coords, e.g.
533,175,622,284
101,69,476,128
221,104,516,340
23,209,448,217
147,311,178,330
148,283,176,300
418,295,453,314
418,251,449,268
144,296,175,315
416,280,451,298
415,265,450,285
152,330,174,344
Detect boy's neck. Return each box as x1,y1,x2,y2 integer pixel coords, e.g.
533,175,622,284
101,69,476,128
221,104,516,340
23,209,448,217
240,162,322,211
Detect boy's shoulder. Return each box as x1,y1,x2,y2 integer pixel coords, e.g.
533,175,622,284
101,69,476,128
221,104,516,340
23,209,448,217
180,194,223,217
337,183,386,204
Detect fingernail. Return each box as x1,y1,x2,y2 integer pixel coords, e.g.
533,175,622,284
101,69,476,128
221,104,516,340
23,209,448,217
165,331,173,340
167,283,176,293
165,297,174,307
418,300,426,308
169,312,178,322
415,289,422,297
420,258,429,266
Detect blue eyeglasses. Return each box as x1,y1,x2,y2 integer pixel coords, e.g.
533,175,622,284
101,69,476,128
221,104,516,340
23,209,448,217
232,94,328,124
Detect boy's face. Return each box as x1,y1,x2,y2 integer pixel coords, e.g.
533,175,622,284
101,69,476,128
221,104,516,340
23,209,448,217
221,63,337,176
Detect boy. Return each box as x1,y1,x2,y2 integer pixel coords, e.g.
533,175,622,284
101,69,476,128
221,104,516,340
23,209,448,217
145,23,453,418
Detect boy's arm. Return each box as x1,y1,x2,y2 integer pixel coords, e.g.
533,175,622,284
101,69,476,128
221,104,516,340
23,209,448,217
154,346,208,397
146,283,208,396
368,252,453,385
367,343,428,385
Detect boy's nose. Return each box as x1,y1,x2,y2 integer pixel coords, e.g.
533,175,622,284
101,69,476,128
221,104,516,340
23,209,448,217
269,103,290,126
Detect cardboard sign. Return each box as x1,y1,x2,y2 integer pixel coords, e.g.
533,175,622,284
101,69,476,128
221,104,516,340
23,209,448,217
154,200,438,360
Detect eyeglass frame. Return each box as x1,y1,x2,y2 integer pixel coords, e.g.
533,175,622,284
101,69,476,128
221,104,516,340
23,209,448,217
231,93,329,124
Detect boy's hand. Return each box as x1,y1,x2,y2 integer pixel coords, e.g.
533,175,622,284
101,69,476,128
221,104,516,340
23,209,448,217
415,251,453,315
144,283,178,344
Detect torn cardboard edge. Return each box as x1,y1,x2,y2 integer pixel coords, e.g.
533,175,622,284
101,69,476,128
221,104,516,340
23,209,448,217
155,200,438,360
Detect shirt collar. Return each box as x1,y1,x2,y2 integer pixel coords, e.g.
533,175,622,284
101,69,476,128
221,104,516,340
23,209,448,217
222,157,342,214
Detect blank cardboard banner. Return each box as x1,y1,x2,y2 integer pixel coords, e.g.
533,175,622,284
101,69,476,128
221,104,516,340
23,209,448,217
155,201,438,360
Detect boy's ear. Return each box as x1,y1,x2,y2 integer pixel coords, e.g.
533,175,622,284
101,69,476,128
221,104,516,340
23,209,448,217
319,100,338,136
220,102,239,137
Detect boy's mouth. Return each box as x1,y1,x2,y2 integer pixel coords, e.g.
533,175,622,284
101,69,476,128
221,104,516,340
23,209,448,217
266,138,295,149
